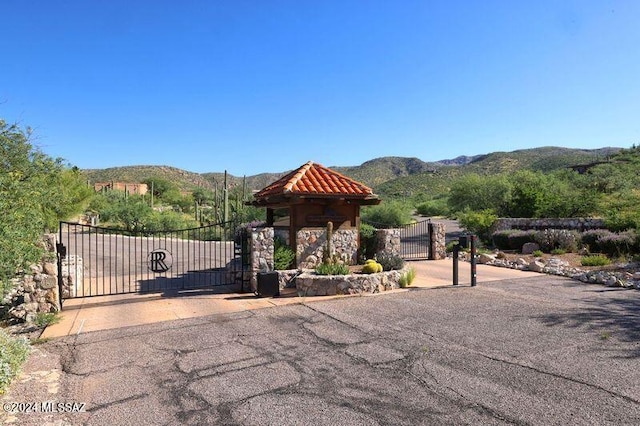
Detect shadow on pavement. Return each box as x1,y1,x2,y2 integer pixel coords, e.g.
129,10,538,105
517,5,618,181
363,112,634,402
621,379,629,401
536,289,640,359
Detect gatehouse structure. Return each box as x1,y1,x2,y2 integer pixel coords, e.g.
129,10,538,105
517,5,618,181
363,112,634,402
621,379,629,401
249,161,381,268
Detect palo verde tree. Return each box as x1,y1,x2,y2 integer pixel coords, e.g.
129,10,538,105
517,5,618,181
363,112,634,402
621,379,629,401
0,119,91,295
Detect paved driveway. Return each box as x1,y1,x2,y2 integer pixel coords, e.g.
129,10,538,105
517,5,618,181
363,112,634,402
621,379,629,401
3,275,639,425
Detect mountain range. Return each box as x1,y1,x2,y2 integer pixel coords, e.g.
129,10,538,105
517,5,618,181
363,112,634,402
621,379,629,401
82,146,621,199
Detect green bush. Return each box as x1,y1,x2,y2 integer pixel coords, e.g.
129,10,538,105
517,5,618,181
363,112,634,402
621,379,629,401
274,237,296,270
532,250,544,257
315,263,350,276
361,201,413,228
416,199,449,217
376,254,405,271
0,329,31,394
551,248,567,255
581,229,612,253
508,230,538,251
456,209,498,242
534,229,579,253
491,230,513,250
358,222,378,261
581,254,611,267
1,120,90,296
597,230,636,257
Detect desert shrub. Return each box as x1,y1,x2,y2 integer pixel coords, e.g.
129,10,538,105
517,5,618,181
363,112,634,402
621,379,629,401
507,230,537,250
274,237,296,270
359,222,378,261
534,229,579,253
456,209,498,243
376,254,405,271
0,329,31,394
581,254,611,267
491,230,513,250
315,263,350,276
532,250,544,257
416,199,449,217
597,230,636,257
361,201,413,228
551,248,566,255
445,241,457,253
581,229,612,253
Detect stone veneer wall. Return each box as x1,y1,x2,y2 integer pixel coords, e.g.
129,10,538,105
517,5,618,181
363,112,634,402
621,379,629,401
2,234,61,323
296,228,358,269
250,227,274,292
375,229,401,257
493,218,606,232
430,222,446,260
296,268,406,296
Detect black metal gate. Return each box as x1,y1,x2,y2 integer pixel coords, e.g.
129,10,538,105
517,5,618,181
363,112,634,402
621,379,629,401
399,220,432,260
57,221,249,302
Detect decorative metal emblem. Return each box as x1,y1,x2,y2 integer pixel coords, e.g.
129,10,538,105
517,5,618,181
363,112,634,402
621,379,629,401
148,249,172,273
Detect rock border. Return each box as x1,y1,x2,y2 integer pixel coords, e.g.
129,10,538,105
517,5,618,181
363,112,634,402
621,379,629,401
472,252,640,290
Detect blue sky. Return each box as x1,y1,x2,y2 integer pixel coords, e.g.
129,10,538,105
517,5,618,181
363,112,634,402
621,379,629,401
1,1,639,175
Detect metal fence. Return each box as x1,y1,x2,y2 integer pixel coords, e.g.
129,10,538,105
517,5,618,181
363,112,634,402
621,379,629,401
398,220,431,260
57,221,248,301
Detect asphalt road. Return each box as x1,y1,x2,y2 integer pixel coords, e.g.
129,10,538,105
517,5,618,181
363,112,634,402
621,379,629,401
3,275,639,425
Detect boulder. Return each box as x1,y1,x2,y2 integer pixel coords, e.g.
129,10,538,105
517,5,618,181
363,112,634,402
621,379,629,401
528,261,545,273
522,242,540,255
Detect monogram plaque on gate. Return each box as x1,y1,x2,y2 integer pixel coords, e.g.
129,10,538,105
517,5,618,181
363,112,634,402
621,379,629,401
148,249,173,273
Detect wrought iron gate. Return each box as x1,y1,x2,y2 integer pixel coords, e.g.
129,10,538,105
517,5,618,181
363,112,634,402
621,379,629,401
57,221,249,301
398,220,432,260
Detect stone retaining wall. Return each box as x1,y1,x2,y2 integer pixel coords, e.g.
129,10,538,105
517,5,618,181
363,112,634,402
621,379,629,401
493,218,605,232
2,234,61,323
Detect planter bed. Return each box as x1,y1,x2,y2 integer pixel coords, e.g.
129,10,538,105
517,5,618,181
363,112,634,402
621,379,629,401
294,268,406,296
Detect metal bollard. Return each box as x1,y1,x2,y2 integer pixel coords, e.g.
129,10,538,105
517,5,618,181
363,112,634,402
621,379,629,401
452,243,459,285
470,234,477,287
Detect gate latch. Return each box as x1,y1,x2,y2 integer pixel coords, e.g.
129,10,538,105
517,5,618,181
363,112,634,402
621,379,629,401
56,242,67,259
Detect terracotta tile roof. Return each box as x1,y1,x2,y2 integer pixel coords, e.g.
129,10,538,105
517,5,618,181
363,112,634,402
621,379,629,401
254,161,376,199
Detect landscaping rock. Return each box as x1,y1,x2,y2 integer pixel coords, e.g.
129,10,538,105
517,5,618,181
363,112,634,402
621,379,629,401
528,261,545,273
604,276,618,287
521,242,540,255
478,253,496,264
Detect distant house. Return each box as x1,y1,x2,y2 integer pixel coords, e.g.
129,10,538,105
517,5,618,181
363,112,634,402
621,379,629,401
94,182,148,195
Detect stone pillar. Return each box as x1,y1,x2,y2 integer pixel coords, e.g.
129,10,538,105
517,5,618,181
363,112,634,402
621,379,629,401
429,222,446,260
375,229,401,258
250,227,274,292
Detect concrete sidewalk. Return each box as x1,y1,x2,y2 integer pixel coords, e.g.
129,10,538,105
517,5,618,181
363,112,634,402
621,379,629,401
41,260,540,338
